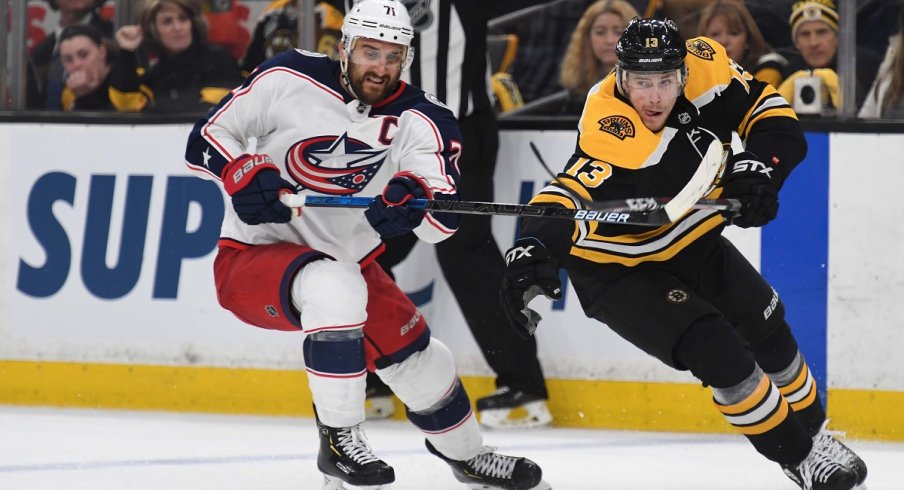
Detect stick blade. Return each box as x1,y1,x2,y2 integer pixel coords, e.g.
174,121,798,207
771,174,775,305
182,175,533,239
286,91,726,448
663,139,726,222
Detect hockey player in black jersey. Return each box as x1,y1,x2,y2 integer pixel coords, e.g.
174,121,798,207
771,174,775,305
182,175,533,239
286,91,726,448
501,17,866,490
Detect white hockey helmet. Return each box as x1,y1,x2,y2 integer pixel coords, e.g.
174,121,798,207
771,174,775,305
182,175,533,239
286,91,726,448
341,0,415,71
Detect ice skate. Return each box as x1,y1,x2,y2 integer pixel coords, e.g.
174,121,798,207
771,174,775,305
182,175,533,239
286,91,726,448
476,387,552,429
317,417,394,490
781,436,858,490
365,376,396,420
425,439,550,490
811,421,868,486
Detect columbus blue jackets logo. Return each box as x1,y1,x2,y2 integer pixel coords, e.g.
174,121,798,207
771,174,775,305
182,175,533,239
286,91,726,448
286,133,388,194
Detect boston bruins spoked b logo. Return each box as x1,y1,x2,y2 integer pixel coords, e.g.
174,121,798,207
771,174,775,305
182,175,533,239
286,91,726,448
686,39,716,61
598,115,635,140
666,289,689,304
286,133,388,194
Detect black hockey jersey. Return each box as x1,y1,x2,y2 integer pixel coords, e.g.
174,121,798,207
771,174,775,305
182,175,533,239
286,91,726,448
524,37,807,268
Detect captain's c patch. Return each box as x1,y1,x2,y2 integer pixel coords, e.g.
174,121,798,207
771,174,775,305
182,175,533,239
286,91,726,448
597,115,635,140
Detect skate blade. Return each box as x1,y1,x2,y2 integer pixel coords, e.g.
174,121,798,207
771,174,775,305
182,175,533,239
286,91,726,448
478,400,552,430
322,474,393,490
465,479,552,490
365,396,395,420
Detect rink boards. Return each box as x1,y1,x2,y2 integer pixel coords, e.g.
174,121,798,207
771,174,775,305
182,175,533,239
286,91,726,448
0,123,901,441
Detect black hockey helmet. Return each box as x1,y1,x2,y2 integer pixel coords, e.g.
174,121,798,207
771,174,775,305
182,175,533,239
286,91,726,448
615,17,686,72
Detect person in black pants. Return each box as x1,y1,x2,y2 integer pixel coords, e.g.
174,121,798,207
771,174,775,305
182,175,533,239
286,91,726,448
353,0,554,428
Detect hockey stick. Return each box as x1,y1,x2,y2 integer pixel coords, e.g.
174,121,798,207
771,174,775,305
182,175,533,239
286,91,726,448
526,136,734,224
279,194,739,226
279,137,737,226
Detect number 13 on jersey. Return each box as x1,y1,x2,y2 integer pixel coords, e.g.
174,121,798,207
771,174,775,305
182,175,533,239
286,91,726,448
565,158,613,188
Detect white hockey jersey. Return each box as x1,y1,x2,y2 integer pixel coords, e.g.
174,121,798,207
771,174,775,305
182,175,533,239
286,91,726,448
185,49,462,264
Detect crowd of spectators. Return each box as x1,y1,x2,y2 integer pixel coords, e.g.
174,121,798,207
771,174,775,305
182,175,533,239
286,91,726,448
17,0,904,119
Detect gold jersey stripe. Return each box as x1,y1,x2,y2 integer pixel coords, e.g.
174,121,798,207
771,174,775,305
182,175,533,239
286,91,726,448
570,215,722,266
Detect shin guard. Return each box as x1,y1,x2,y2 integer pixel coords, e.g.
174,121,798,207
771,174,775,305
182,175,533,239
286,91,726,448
304,330,367,428
376,338,481,460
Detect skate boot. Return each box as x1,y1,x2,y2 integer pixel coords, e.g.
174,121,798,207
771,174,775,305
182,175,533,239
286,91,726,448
781,440,858,490
317,417,394,489
812,421,867,486
365,373,395,420
425,439,549,490
476,387,552,429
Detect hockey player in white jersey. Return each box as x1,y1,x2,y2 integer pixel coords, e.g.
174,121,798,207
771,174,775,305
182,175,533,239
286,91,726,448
184,1,546,489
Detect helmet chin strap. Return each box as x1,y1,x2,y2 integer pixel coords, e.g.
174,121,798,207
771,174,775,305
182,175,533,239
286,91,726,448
339,43,369,113
339,49,360,100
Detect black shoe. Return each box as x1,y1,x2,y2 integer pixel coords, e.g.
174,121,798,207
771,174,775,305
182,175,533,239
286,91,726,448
425,439,544,489
316,416,394,487
812,421,867,485
476,387,552,429
781,443,858,490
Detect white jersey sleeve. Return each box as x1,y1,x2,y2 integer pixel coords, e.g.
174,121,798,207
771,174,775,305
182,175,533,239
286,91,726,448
390,104,461,243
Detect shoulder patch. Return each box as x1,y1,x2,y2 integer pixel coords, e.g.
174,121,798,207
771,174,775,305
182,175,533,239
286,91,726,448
597,115,635,140
686,39,716,61
425,92,450,110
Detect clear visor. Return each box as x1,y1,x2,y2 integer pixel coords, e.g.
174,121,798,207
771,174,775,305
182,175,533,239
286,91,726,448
347,39,409,69
621,69,684,100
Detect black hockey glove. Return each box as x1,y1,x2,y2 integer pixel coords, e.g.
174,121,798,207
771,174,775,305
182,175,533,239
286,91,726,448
222,153,295,225
365,174,429,239
501,237,562,339
721,151,779,228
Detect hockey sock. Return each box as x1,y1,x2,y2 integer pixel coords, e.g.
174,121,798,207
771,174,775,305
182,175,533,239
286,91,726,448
765,351,825,437
303,330,367,428
711,367,810,465
675,316,811,465
407,379,482,461
749,322,826,437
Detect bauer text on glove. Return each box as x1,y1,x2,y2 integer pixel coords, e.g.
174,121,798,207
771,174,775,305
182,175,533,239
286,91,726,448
222,153,295,225
500,237,562,339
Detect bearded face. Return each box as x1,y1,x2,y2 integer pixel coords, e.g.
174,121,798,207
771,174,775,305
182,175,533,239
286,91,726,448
343,38,406,105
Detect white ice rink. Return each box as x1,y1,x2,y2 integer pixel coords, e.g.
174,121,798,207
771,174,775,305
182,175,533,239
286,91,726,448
1,406,901,490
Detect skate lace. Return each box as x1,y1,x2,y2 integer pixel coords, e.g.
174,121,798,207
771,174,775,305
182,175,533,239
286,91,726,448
467,446,517,479
336,425,379,465
793,438,850,490
813,420,862,472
